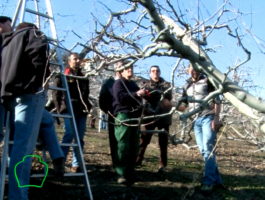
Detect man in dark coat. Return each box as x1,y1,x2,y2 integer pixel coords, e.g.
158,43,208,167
0,16,12,144
99,71,119,167
52,52,91,172
1,22,64,200
136,65,172,173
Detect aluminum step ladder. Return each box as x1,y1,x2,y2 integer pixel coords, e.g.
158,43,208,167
0,0,93,199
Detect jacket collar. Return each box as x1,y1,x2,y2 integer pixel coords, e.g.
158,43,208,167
65,67,84,76
2,27,34,47
120,76,132,82
150,77,164,86
186,74,205,84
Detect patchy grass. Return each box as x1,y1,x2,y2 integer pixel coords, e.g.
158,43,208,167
2,121,265,200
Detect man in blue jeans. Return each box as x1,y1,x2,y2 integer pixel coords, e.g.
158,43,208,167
1,22,64,200
178,64,223,194
52,53,91,172
100,113,107,129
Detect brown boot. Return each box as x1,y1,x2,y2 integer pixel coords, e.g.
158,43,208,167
135,157,143,166
71,166,81,173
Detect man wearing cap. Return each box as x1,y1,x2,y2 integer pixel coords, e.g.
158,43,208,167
112,61,145,185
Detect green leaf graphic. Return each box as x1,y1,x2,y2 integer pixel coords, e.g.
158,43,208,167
14,155,48,188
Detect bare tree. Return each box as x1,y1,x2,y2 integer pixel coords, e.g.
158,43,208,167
8,0,265,144
69,1,265,133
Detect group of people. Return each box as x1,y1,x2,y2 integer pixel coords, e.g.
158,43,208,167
0,14,223,200
99,62,172,184
99,61,223,193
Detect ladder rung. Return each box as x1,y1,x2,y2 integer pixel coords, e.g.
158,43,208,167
60,143,78,147
9,141,77,147
9,141,42,145
25,8,53,19
62,172,85,177
51,113,72,118
48,86,66,91
5,173,85,178
47,37,57,42
49,61,62,66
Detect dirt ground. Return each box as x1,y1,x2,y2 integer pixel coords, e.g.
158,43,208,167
2,121,265,200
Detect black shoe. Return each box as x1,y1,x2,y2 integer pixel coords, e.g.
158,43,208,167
201,184,214,195
214,183,228,190
158,166,166,174
135,158,142,166
52,157,65,177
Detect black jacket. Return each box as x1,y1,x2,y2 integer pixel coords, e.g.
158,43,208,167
112,77,142,117
52,67,91,115
0,35,3,71
99,77,115,114
143,77,172,125
0,27,50,102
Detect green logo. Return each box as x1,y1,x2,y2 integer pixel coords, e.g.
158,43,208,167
14,155,48,188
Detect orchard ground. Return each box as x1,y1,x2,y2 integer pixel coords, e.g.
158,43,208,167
2,118,265,200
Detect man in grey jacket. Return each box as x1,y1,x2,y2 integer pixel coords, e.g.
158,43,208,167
178,64,223,194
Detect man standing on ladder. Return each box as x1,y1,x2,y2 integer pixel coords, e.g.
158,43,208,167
0,16,12,145
0,16,12,173
53,52,91,173
1,22,65,200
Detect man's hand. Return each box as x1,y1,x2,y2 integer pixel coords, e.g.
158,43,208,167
136,89,146,97
177,104,187,112
212,116,221,131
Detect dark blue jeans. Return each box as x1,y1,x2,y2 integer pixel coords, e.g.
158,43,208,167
61,114,87,167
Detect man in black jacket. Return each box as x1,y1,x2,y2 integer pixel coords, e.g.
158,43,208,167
136,65,172,173
0,16,12,144
99,66,120,167
53,52,91,172
1,22,64,200
112,61,145,185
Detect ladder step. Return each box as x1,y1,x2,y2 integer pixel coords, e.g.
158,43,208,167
5,173,85,178
51,113,72,118
49,61,62,66
9,141,43,145
25,8,53,19
9,142,77,147
48,85,66,91
60,143,78,147
47,37,57,42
